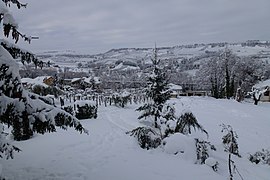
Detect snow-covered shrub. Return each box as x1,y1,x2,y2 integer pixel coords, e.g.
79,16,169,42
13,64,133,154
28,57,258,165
164,111,208,137
32,85,62,98
205,157,219,172
162,133,196,159
32,84,43,95
195,138,216,164
249,149,270,165
76,103,97,120
112,92,131,108
162,134,218,168
127,127,161,150
221,124,240,157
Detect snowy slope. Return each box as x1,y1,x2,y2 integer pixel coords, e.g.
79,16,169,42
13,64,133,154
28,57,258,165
1,97,270,180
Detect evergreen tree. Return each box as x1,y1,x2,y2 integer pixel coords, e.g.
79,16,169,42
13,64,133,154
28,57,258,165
136,46,171,128
0,0,87,158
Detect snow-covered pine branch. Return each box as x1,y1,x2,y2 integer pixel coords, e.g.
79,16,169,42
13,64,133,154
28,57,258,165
0,46,88,140
0,0,87,160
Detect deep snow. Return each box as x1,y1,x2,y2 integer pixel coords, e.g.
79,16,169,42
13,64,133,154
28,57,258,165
1,97,270,180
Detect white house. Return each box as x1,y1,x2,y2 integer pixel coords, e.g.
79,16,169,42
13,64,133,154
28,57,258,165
168,83,183,98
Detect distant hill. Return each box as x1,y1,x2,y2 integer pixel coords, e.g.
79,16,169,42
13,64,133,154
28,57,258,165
36,40,270,72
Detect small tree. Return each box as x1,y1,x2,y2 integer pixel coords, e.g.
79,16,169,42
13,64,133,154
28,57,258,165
195,138,216,165
126,127,161,150
136,46,171,128
221,124,242,180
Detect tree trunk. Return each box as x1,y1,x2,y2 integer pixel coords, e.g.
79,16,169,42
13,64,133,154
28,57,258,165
154,116,158,128
254,99,259,105
229,154,233,180
225,65,230,99
253,93,261,105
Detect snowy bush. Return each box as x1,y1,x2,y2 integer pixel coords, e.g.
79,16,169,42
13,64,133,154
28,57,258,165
195,138,216,164
32,85,62,98
205,157,219,172
127,127,161,150
221,124,240,157
164,111,208,137
249,149,270,165
162,133,196,159
112,92,131,108
176,111,208,136
162,134,217,169
76,103,97,120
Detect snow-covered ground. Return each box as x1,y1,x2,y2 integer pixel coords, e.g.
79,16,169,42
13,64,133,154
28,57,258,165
1,97,270,180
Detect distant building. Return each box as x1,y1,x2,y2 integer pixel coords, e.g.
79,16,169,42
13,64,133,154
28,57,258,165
70,77,101,91
43,76,55,86
178,83,209,97
168,83,183,98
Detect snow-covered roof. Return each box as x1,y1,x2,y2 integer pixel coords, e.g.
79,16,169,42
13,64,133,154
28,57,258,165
253,79,270,89
71,78,82,83
83,77,101,84
93,77,101,84
168,83,183,90
83,77,91,84
21,76,51,87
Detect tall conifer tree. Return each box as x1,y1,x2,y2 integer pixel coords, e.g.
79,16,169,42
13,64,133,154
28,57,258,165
137,46,171,128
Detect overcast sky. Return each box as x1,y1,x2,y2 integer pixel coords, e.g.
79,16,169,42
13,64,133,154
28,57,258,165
11,0,270,54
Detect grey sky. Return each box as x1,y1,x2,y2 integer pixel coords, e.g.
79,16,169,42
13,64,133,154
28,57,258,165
11,0,270,54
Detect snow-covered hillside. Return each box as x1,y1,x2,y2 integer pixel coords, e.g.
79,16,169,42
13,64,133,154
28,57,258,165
37,40,270,70
2,97,270,180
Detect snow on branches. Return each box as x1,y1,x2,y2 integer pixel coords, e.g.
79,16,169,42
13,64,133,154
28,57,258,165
0,0,87,160
0,46,88,141
0,0,30,43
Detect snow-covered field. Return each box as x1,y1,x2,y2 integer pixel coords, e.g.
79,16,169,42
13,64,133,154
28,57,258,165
1,97,270,180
